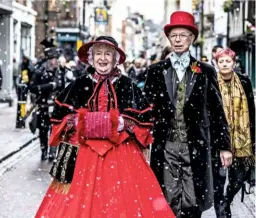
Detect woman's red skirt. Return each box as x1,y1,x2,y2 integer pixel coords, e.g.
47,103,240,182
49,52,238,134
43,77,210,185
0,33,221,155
35,140,175,218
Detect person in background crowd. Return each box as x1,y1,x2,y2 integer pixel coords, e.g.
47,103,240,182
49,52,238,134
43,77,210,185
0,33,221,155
211,45,224,72
35,35,175,218
213,48,255,218
20,55,35,103
144,11,232,218
64,60,76,87
20,55,34,86
74,55,87,74
160,46,172,60
29,46,62,161
123,61,132,75
136,69,147,89
150,53,158,64
127,58,142,83
234,56,245,74
57,56,69,90
139,50,147,59
136,58,148,88
68,60,80,78
13,57,19,93
31,57,38,66
201,55,209,63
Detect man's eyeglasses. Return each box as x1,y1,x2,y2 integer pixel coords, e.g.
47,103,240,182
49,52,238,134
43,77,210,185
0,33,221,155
169,34,192,41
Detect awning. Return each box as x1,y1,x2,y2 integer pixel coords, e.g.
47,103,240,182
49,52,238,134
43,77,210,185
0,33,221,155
21,21,32,28
230,33,255,45
55,28,80,33
57,35,78,42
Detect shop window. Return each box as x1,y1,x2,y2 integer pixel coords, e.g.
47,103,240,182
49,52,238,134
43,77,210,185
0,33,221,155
21,26,31,57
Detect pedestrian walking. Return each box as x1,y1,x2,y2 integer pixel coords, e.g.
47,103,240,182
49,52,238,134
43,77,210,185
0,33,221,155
57,56,73,89
211,45,224,72
29,46,61,161
127,58,143,83
213,48,255,218
160,46,172,60
20,55,34,101
144,11,232,218
35,36,175,218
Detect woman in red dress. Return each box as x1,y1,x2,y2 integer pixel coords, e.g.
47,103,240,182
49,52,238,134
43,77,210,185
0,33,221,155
35,36,175,218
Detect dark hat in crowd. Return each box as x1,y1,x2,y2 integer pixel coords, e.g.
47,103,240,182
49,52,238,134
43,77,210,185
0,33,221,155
77,36,126,65
44,47,62,60
201,55,209,62
164,11,199,40
40,38,56,48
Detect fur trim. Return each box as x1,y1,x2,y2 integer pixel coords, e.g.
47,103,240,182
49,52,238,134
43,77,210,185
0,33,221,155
109,108,120,144
77,108,88,145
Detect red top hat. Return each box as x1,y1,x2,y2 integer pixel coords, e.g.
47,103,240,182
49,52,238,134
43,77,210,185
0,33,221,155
164,11,199,40
78,36,126,65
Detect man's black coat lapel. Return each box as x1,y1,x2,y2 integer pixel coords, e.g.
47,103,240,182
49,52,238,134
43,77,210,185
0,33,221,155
185,56,199,104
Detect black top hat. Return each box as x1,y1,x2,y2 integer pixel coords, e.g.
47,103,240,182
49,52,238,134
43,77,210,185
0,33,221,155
44,47,62,60
40,38,56,48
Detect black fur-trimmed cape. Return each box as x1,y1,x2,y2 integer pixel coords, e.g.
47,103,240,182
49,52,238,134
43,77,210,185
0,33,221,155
50,71,153,128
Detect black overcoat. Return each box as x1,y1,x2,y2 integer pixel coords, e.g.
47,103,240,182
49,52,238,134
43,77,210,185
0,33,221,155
144,56,231,211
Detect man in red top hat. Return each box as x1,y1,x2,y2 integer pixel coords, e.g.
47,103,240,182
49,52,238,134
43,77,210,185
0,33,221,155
144,11,232,217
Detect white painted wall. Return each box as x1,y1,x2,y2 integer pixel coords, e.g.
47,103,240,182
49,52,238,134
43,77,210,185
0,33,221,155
229,1,244,38
12,1,37,62
180,0,193,13
0,15,13,96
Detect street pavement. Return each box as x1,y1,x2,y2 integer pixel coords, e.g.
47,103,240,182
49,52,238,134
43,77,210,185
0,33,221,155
0,100,37,163
0,96,255,218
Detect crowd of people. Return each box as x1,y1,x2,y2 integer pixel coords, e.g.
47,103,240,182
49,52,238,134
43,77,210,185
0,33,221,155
12,10,255,218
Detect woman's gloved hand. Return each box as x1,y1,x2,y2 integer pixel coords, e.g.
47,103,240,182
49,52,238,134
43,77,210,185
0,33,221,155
117,116,124,132
66,114,78,134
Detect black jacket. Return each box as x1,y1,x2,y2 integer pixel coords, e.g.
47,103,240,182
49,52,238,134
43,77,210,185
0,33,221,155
29,63,56,105
144,57,231,211
237,72,255,150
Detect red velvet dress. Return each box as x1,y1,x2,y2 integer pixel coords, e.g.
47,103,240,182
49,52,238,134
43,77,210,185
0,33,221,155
35,78,175,218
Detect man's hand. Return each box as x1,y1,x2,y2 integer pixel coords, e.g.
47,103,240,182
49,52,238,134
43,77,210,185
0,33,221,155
220,150,233,168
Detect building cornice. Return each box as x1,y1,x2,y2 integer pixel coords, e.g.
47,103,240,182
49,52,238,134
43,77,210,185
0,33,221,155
12,1,37,16
0,2,12,13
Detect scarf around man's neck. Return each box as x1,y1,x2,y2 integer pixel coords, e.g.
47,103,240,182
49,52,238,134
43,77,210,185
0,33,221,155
217,72,254,166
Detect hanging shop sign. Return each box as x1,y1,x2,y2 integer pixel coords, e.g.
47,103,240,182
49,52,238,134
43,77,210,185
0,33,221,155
95,7,108,25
